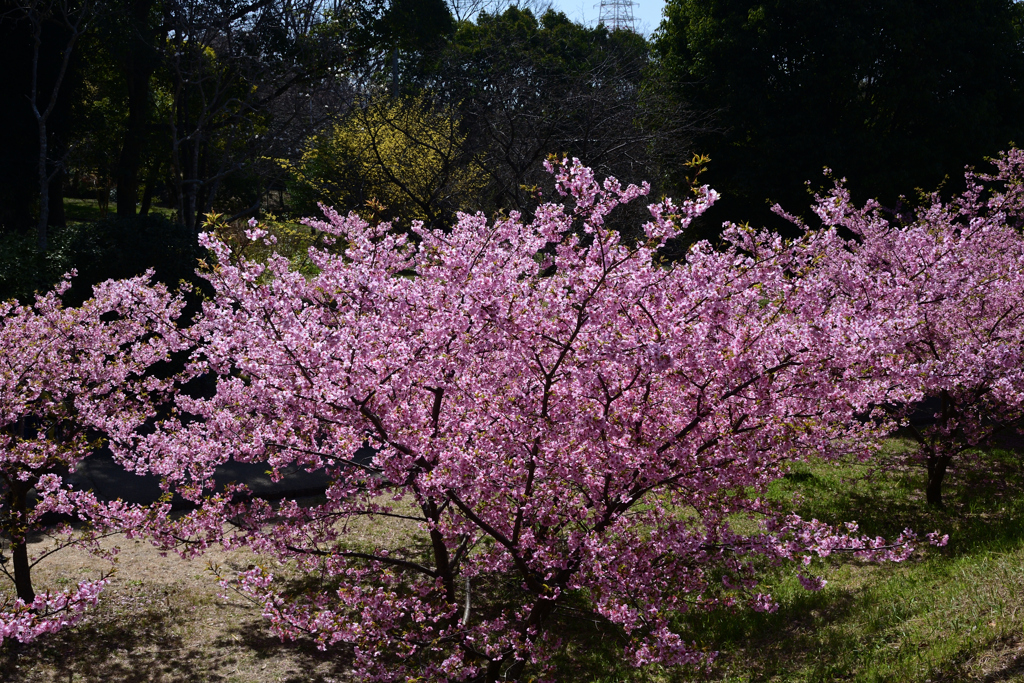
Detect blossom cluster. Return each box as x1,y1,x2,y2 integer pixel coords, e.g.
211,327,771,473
784,149,1024,506
0,578,108,643
3,151,1021,680
0,274,184,643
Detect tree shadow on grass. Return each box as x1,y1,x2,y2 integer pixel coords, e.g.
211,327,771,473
666,439,1024,682
538,585,865,682
673,583,863,681
215,619,355,683
981,652,1024,682
0,595,208,682
0,585,355,682
780,440,1024,562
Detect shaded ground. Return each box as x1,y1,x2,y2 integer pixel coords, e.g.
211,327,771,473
67,450,336,508
4,436,1024,682
0,532,355,683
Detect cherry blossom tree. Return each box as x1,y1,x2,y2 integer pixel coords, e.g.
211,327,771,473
780,149,1024,507
117,160,929,681
0,274,184,643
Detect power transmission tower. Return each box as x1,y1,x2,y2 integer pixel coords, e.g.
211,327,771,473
598,0,636,32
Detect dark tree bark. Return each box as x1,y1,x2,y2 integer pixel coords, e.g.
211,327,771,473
138,163,157,215
925,453,951,508
48,166,66,229
115,0,158,218
8,479,36,604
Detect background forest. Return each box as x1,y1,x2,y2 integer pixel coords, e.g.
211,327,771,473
3,0,1024,300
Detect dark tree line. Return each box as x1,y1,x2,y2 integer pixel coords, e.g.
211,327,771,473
1,0,364,238
656,0,1024,234
2,0,1024,300
419,7,697,220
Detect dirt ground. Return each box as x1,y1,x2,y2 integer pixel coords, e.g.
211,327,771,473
0,531,356,683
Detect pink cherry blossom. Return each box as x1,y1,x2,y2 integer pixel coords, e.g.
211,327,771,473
119,159,930,681
785,149,1024,507
0,274,185,643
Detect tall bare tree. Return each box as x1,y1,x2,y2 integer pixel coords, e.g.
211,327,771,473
4,0,92,252
145,0,360,231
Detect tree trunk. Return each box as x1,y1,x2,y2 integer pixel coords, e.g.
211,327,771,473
139,165,157,216
9,480,36,605
392,45,399,97
476,597,557,683
925,389,955,508
116,0,158,218
925,453,951,508
116,130,142,218
36,119,49,252
48,166,66,230
27,1,87,252
97,181,110,218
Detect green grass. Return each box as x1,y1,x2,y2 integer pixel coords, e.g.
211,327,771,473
645,436,1024,682
63,197,177,223
5,435,1023,681
529,436,1024,682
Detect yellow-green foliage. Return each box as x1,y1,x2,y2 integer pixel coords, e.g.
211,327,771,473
286,96,484,225
202,212,322,276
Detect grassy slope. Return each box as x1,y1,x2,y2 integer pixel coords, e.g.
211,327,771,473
3,436,1024,682
667,435,1024,682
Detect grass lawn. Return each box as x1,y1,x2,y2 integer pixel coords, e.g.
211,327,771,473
63,198,177,223
2,434,1023,682
668,434,1024,683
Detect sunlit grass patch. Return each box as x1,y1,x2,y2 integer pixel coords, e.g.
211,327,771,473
655,436,1024,682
